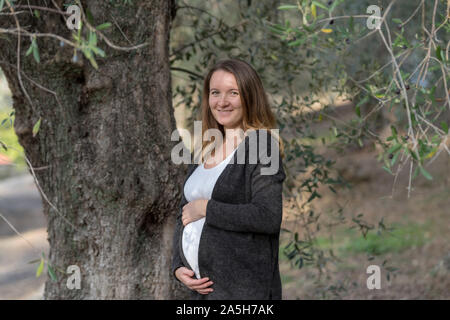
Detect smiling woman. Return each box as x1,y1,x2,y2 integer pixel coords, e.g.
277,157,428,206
172,58,286,300
208,70,244,131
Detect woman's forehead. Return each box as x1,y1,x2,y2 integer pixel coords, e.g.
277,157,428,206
210,70,238,89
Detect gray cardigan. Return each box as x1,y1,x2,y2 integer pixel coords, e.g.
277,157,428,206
171,130,286,300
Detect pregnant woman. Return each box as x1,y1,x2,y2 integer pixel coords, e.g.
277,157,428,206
171,58,285,300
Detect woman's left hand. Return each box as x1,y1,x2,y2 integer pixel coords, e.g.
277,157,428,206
182,199,208,226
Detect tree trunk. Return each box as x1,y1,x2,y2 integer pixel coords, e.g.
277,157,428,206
0,0,190,299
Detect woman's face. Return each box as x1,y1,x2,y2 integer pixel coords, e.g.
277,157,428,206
208,70,244,130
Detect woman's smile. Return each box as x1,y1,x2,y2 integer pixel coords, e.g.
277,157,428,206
208,70,244,130
217,109,234,115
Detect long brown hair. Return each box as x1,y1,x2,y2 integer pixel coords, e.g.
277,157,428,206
197,58,284,162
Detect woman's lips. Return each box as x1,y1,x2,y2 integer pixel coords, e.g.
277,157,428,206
217,109,233,115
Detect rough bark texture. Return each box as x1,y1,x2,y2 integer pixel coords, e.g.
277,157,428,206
0,0,190,299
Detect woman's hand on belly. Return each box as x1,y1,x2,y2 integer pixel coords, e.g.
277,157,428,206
182,199,208,226
175,267,214,295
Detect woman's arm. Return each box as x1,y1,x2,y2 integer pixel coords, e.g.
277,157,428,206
171,201,186,281
205,156,285,235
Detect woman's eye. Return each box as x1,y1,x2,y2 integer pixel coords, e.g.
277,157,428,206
210,91,238,95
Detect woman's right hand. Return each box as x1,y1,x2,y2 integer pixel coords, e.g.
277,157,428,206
175,267,214,295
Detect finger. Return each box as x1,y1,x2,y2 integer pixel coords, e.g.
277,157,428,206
197,288,214,295
186,270,195,277
187,277,209,286
187,277,210,287
181,269,194,277
179,271,197,284
183,270,194,281
191,281,214,290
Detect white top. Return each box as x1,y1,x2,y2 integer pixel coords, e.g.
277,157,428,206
182,148,238,279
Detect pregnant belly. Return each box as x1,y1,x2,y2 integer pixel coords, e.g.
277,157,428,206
182,217,206,279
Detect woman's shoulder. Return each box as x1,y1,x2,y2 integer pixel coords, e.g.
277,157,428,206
243,129,281,158
238,129,284,178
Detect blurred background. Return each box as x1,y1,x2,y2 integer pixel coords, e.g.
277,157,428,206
0,0,449,299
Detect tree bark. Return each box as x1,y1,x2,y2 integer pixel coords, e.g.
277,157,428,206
0,0,190,299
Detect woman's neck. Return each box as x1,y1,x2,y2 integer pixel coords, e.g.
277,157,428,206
224,127,245,150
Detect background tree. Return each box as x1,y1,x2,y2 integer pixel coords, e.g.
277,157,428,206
0,0,190,299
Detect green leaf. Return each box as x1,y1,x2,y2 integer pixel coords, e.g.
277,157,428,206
311,4,317,19
82,47,99,68
0,0,4,11
36,258,44,278
355,105,361,117
408,148,419,161
436,46,443,61
87,56,98,69
47,264,57,282
303,24,314,32
288,38,305,47
355,95,368,117
277,5,298,10
91,46,105,57
0,140,7,152
312,1,329,11
268,26,285,35
392,18,402,24
349,16,354,32
382,166,393,175
34,9,40,19
424,147,437,159
269,24,286,32
419,165,433,180
329,0,341,11
32,43,40,63
391,149,400,166
412,165,419,179
88,31,97,46
28,258,41,264
96,22,112,30
33,117,41,137
26,43,33,56
356,95,369,107
387,142,402,155
358,138,363,147
390,125,398,140
440,121,449,134
82,48,92,59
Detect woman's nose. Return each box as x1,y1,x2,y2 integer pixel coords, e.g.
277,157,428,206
217,94,229,106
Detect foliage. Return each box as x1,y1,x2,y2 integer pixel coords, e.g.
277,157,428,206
0,108,25,168
170,0,449,296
